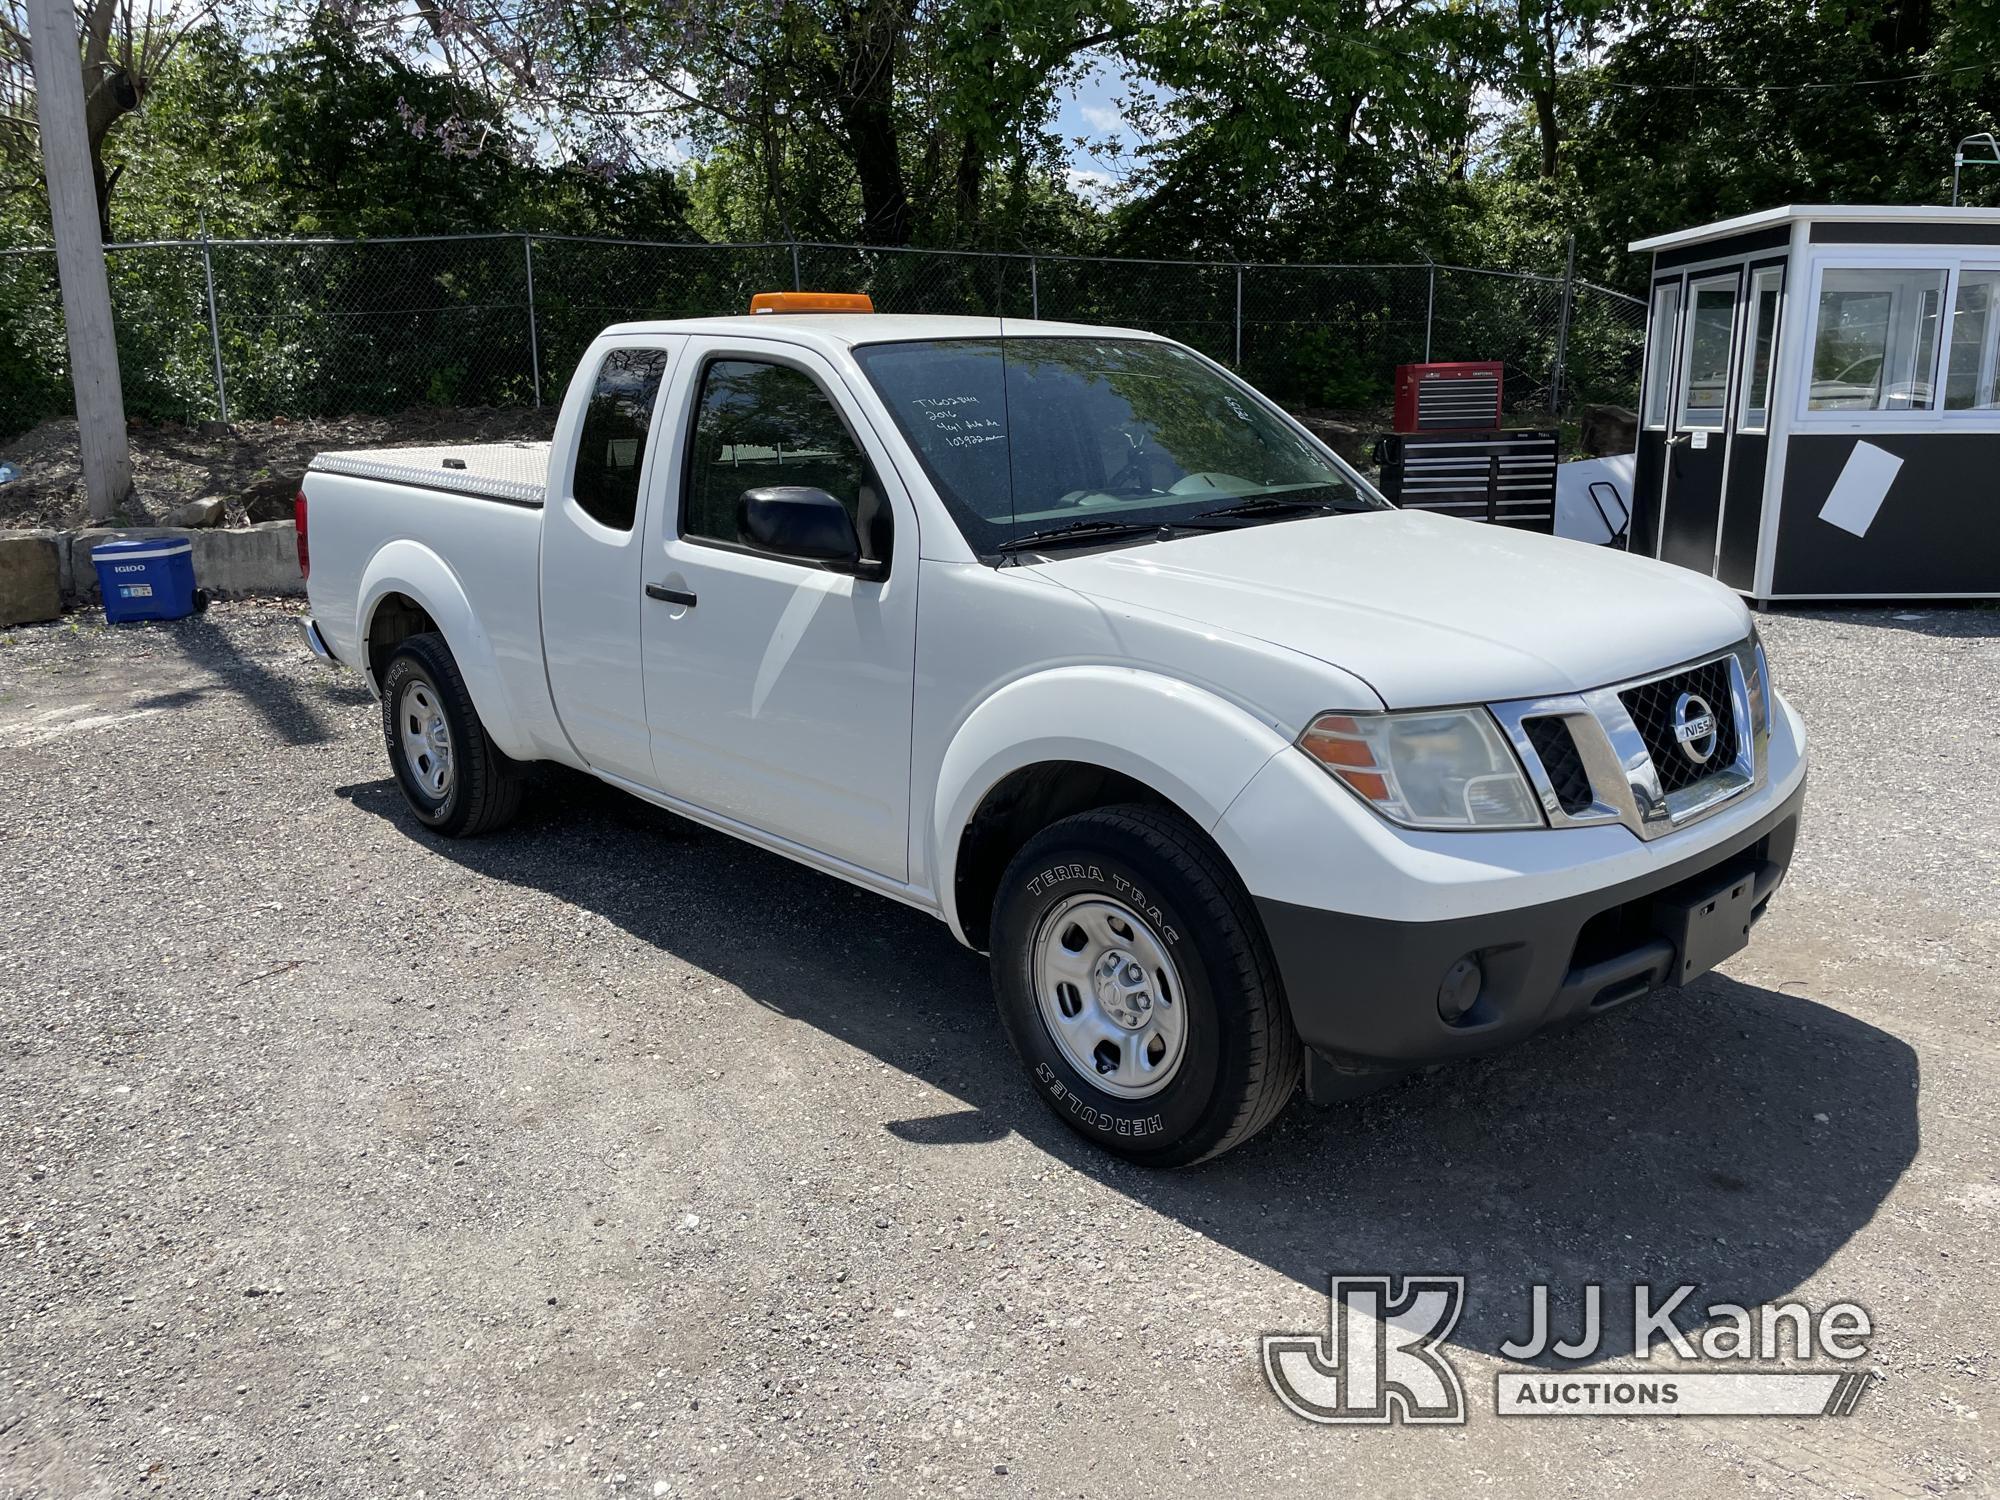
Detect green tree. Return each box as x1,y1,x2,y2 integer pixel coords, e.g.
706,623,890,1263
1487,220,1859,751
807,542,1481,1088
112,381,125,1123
1497,0,1619,180
1528,0,2000,288
327,0,1137,247
58,15,696,243
1103,0,1493,262
0,0,219,239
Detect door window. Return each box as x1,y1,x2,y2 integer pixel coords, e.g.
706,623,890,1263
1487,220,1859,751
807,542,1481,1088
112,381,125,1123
572,347,670,531
1807,268,1947,411
1739,268,1783,432
1945,269,2000,412
684,359,875,550
1643,283,1680,429
1677,277,1737,429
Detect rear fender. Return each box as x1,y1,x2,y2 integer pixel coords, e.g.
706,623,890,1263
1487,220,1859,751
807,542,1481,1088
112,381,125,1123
358,540,533,760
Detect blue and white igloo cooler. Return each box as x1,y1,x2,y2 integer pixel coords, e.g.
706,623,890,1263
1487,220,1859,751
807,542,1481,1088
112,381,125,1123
91,536,199,624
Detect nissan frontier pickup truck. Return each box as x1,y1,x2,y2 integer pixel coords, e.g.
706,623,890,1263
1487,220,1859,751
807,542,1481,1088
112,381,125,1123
298,294,1806,1166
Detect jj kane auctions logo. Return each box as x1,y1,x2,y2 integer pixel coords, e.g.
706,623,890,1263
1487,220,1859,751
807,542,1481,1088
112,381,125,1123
1263,1276,1875,1423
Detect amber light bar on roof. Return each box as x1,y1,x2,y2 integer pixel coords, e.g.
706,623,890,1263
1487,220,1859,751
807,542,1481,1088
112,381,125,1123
749,291,876,315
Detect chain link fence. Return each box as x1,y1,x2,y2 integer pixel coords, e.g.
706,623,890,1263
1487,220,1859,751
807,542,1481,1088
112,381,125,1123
0,233,1644,438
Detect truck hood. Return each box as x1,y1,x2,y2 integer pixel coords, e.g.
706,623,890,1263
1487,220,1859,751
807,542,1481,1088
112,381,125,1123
1027,509,1750,708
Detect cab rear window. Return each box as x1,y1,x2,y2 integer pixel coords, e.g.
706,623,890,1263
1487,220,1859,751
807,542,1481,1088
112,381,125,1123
572,348,670,531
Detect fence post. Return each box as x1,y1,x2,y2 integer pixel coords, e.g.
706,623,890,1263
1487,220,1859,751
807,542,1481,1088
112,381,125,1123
1424,262,1436,364
1550,233,1577,416
790,242,802,292
1030,257,1039,321
199,217,228,424
522,234,542,409
1234,265,1243,367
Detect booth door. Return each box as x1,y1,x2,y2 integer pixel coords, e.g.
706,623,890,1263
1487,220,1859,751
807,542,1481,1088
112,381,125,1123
1655,268,1745,573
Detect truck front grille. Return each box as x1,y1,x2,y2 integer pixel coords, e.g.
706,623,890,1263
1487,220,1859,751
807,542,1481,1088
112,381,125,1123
1522,716,1593,815
1618,658,1740,796
1490,640,1763,842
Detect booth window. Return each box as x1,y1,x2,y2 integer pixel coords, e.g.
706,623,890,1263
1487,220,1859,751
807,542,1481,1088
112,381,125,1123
1643,283,1679,428
1677,278,1736,429
1945,269,2000,412
1739,268,1783,432
1808,267,1946,412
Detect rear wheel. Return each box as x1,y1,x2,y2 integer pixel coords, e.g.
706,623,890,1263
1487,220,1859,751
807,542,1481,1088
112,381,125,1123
380,631,523,838
990,804,1302,1166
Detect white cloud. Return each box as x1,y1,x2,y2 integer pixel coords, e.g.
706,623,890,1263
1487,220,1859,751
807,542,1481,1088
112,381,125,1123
1066,166,1120,202
1078,102,1126,135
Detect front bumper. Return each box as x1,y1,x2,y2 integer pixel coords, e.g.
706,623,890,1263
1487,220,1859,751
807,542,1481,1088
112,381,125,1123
1255,779,1804,1090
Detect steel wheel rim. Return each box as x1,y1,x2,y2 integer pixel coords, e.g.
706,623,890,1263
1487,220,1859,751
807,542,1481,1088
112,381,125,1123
397,678,454,800
1030,894,1188,1099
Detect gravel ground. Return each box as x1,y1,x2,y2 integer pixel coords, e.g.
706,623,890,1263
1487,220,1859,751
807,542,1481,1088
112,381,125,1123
0,601,1994,1498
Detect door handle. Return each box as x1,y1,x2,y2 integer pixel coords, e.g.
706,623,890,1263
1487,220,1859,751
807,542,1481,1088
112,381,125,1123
1666,433,1690,447
645,583,697,607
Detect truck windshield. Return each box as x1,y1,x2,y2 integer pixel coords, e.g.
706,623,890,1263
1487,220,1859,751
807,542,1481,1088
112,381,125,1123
851,337,1383,557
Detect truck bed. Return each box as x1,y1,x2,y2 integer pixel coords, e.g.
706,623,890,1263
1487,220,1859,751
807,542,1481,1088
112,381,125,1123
308,442,550,508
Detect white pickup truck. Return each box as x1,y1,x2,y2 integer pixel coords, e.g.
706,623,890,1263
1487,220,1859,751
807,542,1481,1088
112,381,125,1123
299,300,1807,1165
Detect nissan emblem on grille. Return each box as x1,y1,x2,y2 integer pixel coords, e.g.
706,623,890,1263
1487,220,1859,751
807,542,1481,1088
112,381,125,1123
1673,692,1719,764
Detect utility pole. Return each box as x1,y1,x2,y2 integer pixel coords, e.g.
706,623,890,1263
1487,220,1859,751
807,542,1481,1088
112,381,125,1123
1550,233,1577,417
26,0,132,520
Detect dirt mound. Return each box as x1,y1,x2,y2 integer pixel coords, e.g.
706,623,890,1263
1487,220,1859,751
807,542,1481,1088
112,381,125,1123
0,406,556,531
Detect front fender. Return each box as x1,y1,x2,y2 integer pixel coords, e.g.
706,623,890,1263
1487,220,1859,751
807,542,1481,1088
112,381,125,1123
931,666,1294,942
357,540,533,761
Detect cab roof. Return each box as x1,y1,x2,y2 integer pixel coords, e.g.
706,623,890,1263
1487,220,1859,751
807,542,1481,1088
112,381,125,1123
597,312,1163,351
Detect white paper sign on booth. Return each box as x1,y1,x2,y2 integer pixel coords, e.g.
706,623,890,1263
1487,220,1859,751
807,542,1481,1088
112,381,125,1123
1817,441,1904,539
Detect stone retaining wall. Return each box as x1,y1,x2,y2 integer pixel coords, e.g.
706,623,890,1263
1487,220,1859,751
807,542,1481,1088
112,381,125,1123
0,520,303,627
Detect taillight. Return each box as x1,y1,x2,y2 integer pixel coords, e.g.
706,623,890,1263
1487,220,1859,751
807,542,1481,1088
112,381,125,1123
294,489,310,580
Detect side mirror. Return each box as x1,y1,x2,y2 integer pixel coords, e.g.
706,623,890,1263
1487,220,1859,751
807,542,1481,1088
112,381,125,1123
739,486,878,576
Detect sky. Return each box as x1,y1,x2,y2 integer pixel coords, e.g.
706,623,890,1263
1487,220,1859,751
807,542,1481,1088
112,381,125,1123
1052,54,1154,203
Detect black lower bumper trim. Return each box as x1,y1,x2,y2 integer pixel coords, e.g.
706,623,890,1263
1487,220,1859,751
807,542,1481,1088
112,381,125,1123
1256,781,1805,1074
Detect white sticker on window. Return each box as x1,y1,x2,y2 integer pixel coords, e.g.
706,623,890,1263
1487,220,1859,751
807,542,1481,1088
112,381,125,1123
1817,441,1904,538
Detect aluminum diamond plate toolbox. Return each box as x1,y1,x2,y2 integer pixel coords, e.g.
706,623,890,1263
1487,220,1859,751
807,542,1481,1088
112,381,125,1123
309,442,551,507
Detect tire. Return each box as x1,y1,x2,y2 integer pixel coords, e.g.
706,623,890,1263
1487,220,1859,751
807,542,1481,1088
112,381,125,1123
380,631,524,838
990,804,1302,1166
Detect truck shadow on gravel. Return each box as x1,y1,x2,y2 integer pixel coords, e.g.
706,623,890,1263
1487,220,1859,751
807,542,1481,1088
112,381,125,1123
162,616,371,746
340,767,1919,1366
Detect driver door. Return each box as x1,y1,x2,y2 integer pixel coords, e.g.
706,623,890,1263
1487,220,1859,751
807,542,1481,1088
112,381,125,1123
639,340,917,881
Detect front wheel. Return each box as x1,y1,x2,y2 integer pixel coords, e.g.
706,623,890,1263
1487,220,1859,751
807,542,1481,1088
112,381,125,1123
990,805,1302,1166
380,631,523,838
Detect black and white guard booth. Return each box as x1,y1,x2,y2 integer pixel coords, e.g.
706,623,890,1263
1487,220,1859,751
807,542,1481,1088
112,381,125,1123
1629,205,2000,600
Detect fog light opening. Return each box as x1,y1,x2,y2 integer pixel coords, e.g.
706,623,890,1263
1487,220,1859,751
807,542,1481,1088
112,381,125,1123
1437,955,1485,1026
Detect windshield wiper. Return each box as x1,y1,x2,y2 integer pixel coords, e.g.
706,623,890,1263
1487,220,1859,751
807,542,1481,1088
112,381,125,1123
992,491,1373,561
1187,493,1372,524
991,519,1179,555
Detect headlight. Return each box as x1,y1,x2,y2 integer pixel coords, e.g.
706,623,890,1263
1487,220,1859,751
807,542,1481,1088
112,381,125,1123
1299,709,1544,830
1747,627,1771,736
